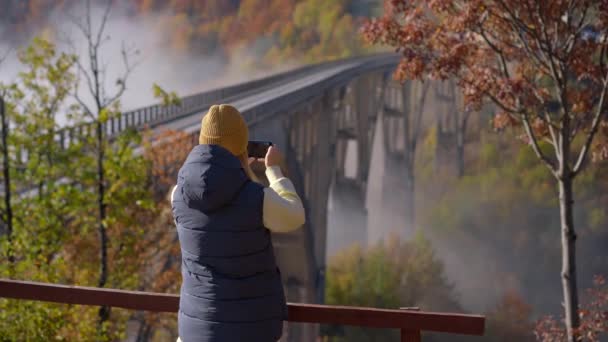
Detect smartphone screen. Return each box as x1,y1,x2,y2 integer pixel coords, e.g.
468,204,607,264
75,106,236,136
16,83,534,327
247,141,273,158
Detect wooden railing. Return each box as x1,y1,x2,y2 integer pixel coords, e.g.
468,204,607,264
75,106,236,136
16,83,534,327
0,279,484,341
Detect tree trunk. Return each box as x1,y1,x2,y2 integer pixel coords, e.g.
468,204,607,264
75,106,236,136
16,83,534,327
96,120,110,325
558,174,580,341
0,96,14,264
135,315,152,342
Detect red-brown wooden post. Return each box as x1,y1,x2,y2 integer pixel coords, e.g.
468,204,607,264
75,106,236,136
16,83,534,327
401,330,421,342
400,307,422,341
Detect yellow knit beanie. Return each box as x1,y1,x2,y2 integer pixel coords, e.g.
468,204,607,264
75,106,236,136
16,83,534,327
199,104,249,156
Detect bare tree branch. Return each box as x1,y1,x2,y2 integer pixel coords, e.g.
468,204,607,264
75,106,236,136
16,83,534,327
105,42,139,106
0,49,10,68
68,11,91,41
460,68,556,172
68,33,97,112
68,0,139,116
489,8,551,74
599,31,608,76
477,24,511,79
95,0,113,54
522,111,558,174
486,91,521,113
530,0,558,61
531,1,575,163
494,0,547,48
73,67,95,120
534,0,565,90
562,2,591,57
476,22,564,152
494,0,539,39
520,72,560,146
573,75,608,175
544,111,559,148
100,65,108,105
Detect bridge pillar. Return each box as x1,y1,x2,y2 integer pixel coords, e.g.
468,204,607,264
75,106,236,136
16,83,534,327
327,73,384,257
434,80,460,177
309,94,334,305
366,77,404,244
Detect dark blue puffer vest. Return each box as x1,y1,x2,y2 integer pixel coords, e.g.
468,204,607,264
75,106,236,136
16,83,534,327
172,144,287,342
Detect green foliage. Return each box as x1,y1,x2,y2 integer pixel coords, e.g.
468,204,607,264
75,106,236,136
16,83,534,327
152,83,181,107
274,0,370,63
0,36,158,341
154,0,377,65
0,299,69,342
324,234,461,341
0,36,83,340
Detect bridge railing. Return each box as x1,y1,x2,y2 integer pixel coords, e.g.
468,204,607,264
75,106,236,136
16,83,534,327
0,279,484,341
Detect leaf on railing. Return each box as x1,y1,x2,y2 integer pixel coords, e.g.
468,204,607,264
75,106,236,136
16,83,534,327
99,108,109,123
152,83,181,107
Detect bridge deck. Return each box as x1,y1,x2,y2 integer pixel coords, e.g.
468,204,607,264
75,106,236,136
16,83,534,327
154,58,370,134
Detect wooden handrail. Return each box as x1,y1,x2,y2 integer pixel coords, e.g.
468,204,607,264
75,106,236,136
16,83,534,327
0,279,484,341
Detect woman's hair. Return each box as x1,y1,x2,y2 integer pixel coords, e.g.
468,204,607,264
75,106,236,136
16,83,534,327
237,153,262,184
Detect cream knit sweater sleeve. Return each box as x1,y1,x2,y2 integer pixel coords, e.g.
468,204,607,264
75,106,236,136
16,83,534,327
262,166,305,232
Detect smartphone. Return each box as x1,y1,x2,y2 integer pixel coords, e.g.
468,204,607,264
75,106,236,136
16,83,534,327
247,140,273,158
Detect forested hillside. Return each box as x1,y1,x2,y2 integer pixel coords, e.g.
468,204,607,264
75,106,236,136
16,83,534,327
1,0,381,66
